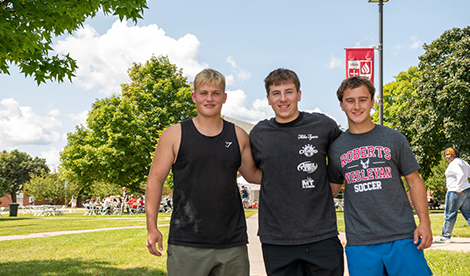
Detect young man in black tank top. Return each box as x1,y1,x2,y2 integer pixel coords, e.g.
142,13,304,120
145,69,262,276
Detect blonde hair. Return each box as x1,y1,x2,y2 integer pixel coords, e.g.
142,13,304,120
194,69,225,93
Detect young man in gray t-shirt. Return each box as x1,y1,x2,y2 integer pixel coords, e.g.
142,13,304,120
328,76,432,276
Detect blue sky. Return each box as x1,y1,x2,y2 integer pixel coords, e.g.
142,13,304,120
1,0,469,168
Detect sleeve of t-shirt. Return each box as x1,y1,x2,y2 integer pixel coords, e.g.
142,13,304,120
249,127,262,168
327,146,344,185
397,135,420,177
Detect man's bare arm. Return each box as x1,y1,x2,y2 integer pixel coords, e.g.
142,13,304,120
236,126,262,184
405,170,432,250
145,124,180,257
329,182,343,198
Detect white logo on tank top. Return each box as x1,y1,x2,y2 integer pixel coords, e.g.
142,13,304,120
225,141,232,148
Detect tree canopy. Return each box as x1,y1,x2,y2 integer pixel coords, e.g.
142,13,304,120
373,27,470,180
409,26,470,179
23,170,78,205
60,55,197,194
371,66,420,142
0,0,148,84
0,149,49,202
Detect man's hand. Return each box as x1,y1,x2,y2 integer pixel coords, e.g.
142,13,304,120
414,223,433,250
147,228,164,256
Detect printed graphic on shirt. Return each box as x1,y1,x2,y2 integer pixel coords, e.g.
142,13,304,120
340,145,392,193
225,141,232,148
297,161,318,173
298,134,319,140
302,177,315,188
297,134,319,189
299,144,318,157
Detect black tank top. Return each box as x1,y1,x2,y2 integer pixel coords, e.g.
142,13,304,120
168,119,247,248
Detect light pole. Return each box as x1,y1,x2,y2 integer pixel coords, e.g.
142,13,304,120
368,0,388,125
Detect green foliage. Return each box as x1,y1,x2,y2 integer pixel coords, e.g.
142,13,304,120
425,156,448,201
23,170,79,205
372,66,420,142
0,149,49,202
87,181,123,199
410,26,470,179
0,0,148,85
60,55,196,194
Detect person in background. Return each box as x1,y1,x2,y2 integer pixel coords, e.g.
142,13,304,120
122,187,129,214
434,147,470,243
29,195,34,205
128,195,137,208
241,186,249,209
69,195,77,212
101,194,112,214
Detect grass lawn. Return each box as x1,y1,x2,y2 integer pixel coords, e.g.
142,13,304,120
335,210,470,237
1,209,469,276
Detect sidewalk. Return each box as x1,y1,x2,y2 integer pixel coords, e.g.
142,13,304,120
246,213,349,276
246,213,470,276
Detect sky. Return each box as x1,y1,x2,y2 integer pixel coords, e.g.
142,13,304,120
1,0,469,169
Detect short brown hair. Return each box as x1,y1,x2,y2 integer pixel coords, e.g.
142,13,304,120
264,68,300,95
336,76,375,101
194,68,225,93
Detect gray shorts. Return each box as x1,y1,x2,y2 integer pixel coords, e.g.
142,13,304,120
167,244,249,276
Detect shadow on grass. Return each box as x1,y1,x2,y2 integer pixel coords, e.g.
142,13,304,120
0,217,35,222
0,258,166,276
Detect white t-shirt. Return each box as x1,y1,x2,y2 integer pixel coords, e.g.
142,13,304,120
445,158,470,192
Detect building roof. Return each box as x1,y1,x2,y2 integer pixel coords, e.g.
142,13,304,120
224,116,255,134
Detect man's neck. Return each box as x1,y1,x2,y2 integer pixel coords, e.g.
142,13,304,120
193,115,224,136
348,120,376,134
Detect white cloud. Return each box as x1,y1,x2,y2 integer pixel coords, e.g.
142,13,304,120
54,20,208,95
222,90,271,124
326,55,343,69
237,70,252,82
410,36,422,50
41,147,61,168
226,56,237,68
68,110,89,126
48,109,60,116
0,98,62,147
226,75,235,87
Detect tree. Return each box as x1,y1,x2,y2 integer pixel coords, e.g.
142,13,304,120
424,156,448,203
371,66,420,143
409,26,470,179
23,170,78,205
0,150,49,202
1,0,148,84
60,55,196,194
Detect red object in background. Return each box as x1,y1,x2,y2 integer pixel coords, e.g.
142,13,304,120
346,48,375,84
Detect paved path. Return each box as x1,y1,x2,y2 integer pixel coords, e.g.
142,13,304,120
246,213,349,276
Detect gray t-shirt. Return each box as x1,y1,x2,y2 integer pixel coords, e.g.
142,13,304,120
328,125,419,246
250,112,342,245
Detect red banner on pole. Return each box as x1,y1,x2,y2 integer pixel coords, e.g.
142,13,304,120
345,48,375,83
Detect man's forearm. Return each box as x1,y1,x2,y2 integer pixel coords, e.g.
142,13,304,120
145,179,163,231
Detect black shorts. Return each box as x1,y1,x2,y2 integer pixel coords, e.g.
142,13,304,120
262,236,344,276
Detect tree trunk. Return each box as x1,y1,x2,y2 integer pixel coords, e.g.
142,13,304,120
10,190,17,203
